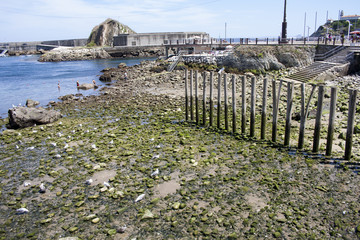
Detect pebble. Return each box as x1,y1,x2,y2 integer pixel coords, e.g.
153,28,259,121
151,168,159,177
39,183,46,193
135,193,145,203
117,225,127,233
16,208,29,214
85,179,93,185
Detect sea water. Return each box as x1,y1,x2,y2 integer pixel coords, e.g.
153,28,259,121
0,55,156,118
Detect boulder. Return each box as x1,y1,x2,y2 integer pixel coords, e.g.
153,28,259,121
8,107,62,129
88,18,136,46
26,99,40,107
77,83,98,90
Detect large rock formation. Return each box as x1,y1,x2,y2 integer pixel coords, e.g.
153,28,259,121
88,18,136,46
38,47,111,62
8,107,62,129
218,45,315,72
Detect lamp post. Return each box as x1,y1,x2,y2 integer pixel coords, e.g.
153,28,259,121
281,0,288,43
307,26,311,41
346,20,351,42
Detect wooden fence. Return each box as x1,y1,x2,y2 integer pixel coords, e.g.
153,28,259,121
184,69,358,160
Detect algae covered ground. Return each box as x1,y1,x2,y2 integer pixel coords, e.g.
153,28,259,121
1,58,360,240
0,90,359,240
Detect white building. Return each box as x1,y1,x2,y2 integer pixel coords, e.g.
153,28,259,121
340,14,360,21
113,32,211,47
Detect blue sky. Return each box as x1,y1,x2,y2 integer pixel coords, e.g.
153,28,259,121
0,0,358,42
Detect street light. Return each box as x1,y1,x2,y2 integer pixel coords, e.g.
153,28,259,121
346,20,352,41
307,26,311,41
281,0,288,43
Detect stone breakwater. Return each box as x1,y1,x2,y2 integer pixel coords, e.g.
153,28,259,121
38,47,111,62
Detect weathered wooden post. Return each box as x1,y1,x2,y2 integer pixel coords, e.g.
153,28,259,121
185,69,189,121
326,87,337,156
272,79,283,142
232,75,237,133
190,70,194,121
224,74,229,131
298,83,306,149
209,72,214,127
284,81,294,146
195,70,199,125
313,85,325,153
298,84,316,149
345,89,358,160
203,72,207,125
217,73,221,129
250,77,256,137
241,76,246,134
261,78,268,140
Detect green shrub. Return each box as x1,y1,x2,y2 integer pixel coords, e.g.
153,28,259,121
86,41,97,48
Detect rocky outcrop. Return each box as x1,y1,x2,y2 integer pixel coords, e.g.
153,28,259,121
26,99,40,108
39,47,111,62
77,83,98,90
218,45,315,72
88,18,136,47
8,107,62,129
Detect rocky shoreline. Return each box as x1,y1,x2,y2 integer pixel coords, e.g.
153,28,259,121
0,60,360,239
38,47,111,62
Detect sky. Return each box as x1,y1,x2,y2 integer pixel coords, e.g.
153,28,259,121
0,0,359,43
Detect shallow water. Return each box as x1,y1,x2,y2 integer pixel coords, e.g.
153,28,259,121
0,55,156,118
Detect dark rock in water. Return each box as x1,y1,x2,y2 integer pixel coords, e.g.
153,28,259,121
77,83,98,90
87,18,136,46
99,73,112,82
8,107,62,129
118,63,127,68
26,99,40,108
59,94,76,101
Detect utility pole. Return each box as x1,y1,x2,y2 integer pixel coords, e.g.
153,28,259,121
225,22,227,40
281,0,288,43
304,12,307,39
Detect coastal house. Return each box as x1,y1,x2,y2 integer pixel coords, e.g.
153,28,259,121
340,14,360,21
113,32,211,47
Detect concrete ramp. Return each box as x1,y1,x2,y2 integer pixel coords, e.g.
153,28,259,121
0,49,8,57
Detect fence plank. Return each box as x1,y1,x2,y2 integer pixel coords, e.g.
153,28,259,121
190,70,194,121
185,69,188,121
195,70,199,125
272,79,283,142
326,87,337,156
345,89,358,160
224,74,229,131
209,72,214,127
284,81,294,146
217,73,221,129
241,76,246,134
250,77,256,137
298,84,316,149
203,72,207,125
232,75,237,133
313,85,325,153
261,78,268,140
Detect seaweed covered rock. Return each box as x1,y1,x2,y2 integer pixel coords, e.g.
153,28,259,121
8,107,62,129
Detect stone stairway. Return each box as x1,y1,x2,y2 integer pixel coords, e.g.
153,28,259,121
286,47,354,82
